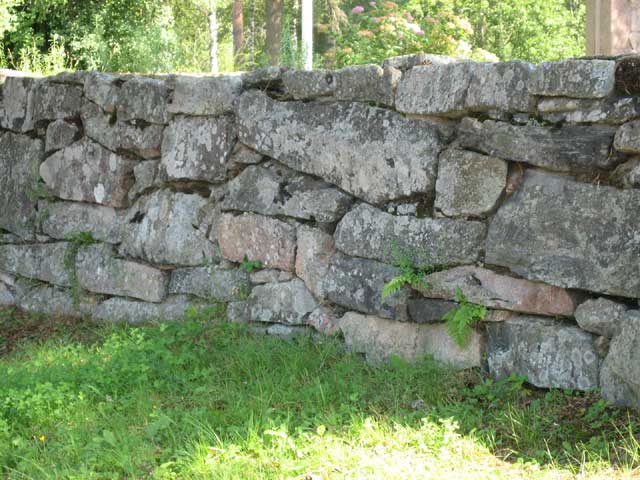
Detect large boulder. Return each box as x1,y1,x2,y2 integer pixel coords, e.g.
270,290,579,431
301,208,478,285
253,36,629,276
0,242,72,287
320,253,408,321
83,72,121,113
486,170,640,298
434,149,507,218
246,279,318,325
0,132,43,238
31,81,84,123
334,203,485,267
119,189,218,266
0,76,36,131
40,201,123,244
167,74,242,115
168,265,249,302
528,59,615,99
237,90,443,204
458,118,618,173
160,115,237,182
76,244,168,303
486,316,600,391
116,76,170,124
600,311,640,407
338,312,482,367
45,120,79,153
417,266,579,317
222,162,352,222
217,212,297,271
282,69,337,99
40,138,136,208
334,64,400,106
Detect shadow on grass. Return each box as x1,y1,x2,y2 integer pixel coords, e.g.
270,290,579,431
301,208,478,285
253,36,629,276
1,306,639,479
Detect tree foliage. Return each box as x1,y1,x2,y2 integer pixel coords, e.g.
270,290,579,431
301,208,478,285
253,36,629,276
0,0,586,74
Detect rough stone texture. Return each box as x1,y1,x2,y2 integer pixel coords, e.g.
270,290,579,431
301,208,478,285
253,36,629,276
17,284,97,317
238,90,443,204
538,96,640,125
83,72,121,113
217,212,297,271
529,59,616,99
160,115,237,182
0,132,43,238
45,120,79,152
338,312,482,367
40,201,123,244
487,316,600,391
396,63,471,117
600,311,640,408
81,102,164,159
0,76,35,131
117,77,170,124
31,81,84,123
575,298,629,339
0,243,71,287
334,64,400,106
128,161,160,200
334,203,485,267
119,189,218,266
227,301,248,323
283,69,337,99
222,163,352,222
76,244,168,302
459,118,618,173
168,265,249,301
307,306,341,336
407,299,457,324
417,266,580,317
295,226,335,300
435,149,507,218
249,269,293,284
228,143,263,166
93,296,196,323
614,120,640,153
246,279,317,325
486,170,640,298
0,280,14,306
320,253,408,321
168,74,242,115
241,66,288,88
40,138,136,208
465,61,535,112
382,53,458,71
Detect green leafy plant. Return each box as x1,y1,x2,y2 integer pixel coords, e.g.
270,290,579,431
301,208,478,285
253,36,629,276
240,256,262,273
381,243,435,300
443,288,486,348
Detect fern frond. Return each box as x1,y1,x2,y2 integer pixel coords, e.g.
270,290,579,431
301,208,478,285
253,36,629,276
381,276,407,300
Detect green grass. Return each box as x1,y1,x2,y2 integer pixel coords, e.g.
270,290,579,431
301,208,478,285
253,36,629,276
1,307,640,479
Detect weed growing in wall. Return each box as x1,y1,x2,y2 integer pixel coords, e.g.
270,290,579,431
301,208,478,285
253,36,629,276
381,243,436,300
63,232,97,307
240,255,262,273
444,288,487,348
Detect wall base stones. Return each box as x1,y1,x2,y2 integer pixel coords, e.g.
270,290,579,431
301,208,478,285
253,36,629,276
4,54,640,408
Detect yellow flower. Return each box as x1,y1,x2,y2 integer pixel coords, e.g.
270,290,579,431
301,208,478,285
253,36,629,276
39,435,46,442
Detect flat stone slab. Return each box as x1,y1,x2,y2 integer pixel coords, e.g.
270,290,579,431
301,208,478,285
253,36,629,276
459,118,618,173
246,279,317,325
31,81,84,123
575,298,628,339
486,170,640,298
283,69,337,99
160,115,237,182
92,296,197,323
487,315,600,391
528,59,615,99
237,90,443,204
16,284,97,317
538,96,640,125
222,162,352,222
217,212,297,271
334,64,399,106
0,242,72,287
40,201,123,244
338,312,482,367
168,74,243,115
334,203,485,267
435,149,507,218
416,266,580,317
168,265,249,302
76,244,168,303
40,138,136,207
116,76,170,124
119,189,218,266
0,132,43,238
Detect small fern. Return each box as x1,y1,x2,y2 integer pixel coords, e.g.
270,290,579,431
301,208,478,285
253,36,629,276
381,243,434,300
443,288,487,348
240,256,262,273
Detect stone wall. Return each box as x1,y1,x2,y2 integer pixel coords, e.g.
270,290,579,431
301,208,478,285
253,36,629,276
2,54,640,407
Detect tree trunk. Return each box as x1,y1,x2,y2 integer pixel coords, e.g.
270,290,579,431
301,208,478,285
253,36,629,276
209,0,219,73
265,0,283,66
232,0,244,68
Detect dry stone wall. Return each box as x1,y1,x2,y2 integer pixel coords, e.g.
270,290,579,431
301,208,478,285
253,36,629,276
2,54,640,406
